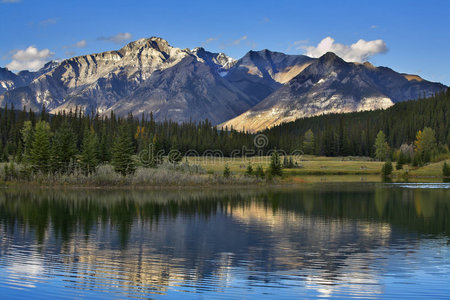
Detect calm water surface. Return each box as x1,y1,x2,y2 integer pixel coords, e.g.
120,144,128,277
0,183,449,299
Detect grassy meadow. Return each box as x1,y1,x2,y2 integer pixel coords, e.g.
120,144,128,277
185,155,449,181
1,156,448,187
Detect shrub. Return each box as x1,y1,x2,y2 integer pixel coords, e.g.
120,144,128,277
245,163,253,176
255,165,265,179
381,161,393,176
443,162,450,177
223,164,231,178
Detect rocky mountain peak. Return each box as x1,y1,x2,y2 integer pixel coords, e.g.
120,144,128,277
120,37,179,57
363,61,376,69
191,47,237,72
318,52,345,65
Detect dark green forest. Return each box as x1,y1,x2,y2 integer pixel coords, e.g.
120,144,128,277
264,88,450,156
0,88,448,173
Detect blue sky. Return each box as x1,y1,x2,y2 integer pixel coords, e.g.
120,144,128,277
1,0,449,85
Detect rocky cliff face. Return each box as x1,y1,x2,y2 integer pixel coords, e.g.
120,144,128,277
223,50,314,105
220,52,446,132
0,61,59,95
0,38,446,127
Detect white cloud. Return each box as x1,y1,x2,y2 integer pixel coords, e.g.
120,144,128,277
98,32,132,44
303,36,388,62
202,37,218,47
1,0,21,3
287,39,308,51
63,39,87,51
75,40,87,48
232,35,247,46
6,46,54,71
220,35,249,49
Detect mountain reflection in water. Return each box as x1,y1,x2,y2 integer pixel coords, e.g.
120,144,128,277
0,183,449,299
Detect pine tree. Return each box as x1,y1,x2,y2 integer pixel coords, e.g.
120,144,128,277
246,163,253,175
21,121,34,164
374,131,390,161
303,129,315,154
112,124,136,176
223,164,231,178
99,124,111,163
381,161,393,176
80,127,99,175
30,121,51,173
255,165,265,179
443,162,450,177
269,151,282,176
50,122,77,173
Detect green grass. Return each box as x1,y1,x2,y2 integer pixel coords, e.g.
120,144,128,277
394,159,450,177
186,156,383,175
186,156,448,179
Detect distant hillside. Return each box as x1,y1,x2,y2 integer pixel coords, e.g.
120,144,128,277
262,89,450,156
221,52,446,132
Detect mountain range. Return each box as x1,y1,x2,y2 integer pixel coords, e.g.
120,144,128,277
0,37,446,131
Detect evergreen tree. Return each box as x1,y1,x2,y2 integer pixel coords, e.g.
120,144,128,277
303,129,315,154
30,121,51,173
374,131,390,161
99,124,111,162
50,122,77,173
21,121,34,164
112,124,136,176
443,162,450,177
255,165,265,179
246,163,253,175
381,161,393,176
269,151,282,176
223,164,231,178
80,127,99,175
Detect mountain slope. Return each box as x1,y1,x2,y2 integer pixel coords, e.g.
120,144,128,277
105,56,254,124
223,50,314,104
0,38,194,113
0,38,447,127
0,67,22,95
0,61,59,96
221,52,446,132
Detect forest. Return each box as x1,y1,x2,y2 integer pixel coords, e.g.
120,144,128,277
0,88,448,177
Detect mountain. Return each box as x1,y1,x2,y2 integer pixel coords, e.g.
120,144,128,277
102,56,255,124
0,38,195,113
221,52,446,132
0,38,447,127
223,50,314,104
0,38,318,124
0,67,22,94
0,61,59,95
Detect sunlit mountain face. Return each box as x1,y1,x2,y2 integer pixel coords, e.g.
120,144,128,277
0,184,449,298
0,38,445,128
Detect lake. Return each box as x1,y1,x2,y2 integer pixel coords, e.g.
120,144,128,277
0,183,449,299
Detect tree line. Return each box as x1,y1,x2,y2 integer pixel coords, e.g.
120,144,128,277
264,89,450,158
0,88,448,176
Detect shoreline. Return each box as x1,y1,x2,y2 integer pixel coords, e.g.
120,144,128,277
1,174,447,191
